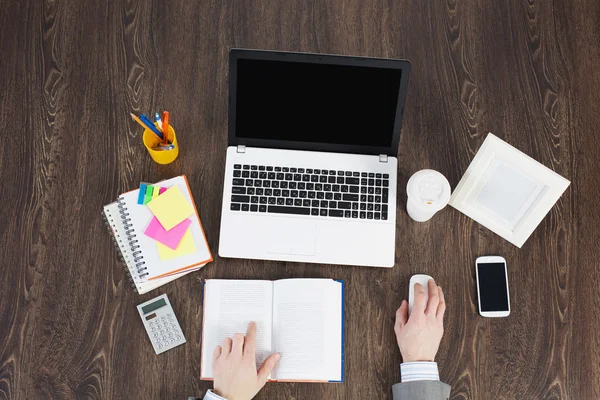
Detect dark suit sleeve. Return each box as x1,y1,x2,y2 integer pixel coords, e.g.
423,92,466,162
392,381,451,400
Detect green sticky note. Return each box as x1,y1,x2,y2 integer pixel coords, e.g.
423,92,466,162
144,186,154,205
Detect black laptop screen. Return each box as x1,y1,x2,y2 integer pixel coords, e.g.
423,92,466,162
234,58,403,148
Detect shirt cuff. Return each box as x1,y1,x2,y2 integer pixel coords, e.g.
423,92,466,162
400,362,440,382
204,390,227,400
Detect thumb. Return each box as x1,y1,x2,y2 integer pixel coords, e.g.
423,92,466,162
396,300,408,329
257,353,281,383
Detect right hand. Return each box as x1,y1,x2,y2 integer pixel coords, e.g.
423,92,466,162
212,322,280,400
394,279,446,362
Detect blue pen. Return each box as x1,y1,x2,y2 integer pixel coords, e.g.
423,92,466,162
140,114,164,139
154,112,163,130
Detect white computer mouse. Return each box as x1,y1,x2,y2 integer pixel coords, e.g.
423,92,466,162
408,274,433,316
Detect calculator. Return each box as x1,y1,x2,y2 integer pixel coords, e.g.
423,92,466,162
137,294,186,354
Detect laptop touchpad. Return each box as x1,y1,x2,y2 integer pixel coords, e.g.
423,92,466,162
266,219,316,256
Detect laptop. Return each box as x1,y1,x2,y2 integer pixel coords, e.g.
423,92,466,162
218,49,410,267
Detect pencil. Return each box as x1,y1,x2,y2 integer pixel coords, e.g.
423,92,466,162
130,113,147,129
130,113,163,141
161,111,170,145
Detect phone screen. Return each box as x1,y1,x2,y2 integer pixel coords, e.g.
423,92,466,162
477,262,509,311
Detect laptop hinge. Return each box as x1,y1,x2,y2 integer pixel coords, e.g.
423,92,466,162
237,145,246,154
379,154,388,163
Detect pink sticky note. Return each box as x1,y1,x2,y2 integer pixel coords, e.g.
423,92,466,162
144,217,192,250
159,187,166,194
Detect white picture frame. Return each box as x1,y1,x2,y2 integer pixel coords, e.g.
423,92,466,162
449,133,570,248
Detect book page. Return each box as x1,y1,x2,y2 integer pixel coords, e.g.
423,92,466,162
272,279,343,381
201,280,273,379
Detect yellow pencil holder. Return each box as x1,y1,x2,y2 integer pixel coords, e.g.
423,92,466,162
142,124,179,164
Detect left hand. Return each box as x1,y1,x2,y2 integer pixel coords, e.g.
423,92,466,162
212,322,280,400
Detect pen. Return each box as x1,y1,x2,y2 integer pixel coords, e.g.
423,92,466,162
154,112,163,131
161,111,170,145
130,113,163,141
140,114,164,140
152,144,175,151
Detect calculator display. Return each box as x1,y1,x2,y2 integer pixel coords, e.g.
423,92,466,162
142,298,167,314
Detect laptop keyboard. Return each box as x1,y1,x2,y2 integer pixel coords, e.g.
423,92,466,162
229,164,390,220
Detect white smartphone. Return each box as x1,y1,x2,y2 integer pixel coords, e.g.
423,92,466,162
475,256,511,317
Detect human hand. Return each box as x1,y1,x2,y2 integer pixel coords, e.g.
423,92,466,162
394,279,446,362
212,322,280,400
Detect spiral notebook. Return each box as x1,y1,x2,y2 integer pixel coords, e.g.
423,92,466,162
102,175,213,294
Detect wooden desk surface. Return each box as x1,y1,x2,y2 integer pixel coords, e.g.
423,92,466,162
1,0,599,399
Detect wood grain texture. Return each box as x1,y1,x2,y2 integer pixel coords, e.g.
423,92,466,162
1,0,599,399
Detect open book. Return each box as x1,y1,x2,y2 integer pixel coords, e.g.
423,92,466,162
200,279,344,382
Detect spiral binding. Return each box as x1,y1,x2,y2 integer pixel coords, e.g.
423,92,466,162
102,208,138,291
116,197,149,279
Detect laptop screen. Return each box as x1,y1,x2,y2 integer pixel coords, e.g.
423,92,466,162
234,58,404,149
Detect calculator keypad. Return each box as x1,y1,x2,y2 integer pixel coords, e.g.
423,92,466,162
148,314,183,349
148,314,183,350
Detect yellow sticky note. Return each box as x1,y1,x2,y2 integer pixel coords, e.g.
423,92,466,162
147,186,194,230
151,186,159,200
157,228,196,260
